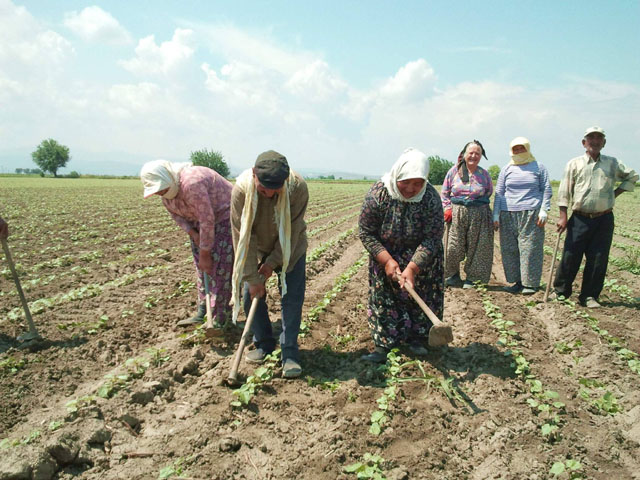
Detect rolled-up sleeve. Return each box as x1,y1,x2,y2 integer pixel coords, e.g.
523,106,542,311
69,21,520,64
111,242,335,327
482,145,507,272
617,161,638,192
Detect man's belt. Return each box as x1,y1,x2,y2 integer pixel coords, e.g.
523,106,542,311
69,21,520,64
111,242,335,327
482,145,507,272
573,208,613,219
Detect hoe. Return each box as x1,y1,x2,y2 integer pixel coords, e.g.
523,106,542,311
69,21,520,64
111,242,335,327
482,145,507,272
2,238,41,341
397,274,453,347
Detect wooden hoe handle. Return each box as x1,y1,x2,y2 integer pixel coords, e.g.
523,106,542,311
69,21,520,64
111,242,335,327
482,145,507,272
398,277,445,327
2,238,40,338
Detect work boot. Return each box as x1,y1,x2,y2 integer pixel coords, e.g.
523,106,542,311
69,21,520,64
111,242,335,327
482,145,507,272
282,358,302,378
361,346,388,363
462,281,474,289
521,286,538,295
176,304,206,327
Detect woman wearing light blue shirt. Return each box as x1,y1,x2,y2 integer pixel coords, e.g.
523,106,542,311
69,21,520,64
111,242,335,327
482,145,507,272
493,137,552,294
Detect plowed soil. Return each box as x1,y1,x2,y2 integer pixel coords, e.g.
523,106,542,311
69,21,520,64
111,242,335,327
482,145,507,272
1,178,639,480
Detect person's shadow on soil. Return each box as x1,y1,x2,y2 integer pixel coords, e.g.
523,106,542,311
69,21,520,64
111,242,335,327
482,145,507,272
0,333,88,354
599,298,640,310
300,341,515,414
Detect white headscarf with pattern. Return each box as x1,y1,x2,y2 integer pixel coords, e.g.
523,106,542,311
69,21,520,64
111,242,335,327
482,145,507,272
140,160,192,199
381,148,430,203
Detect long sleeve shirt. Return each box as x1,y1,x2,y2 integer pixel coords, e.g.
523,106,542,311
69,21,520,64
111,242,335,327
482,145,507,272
557,153,638,213
231,171,308,284
162,166,233,251
440,165,493,210
493,161,552,220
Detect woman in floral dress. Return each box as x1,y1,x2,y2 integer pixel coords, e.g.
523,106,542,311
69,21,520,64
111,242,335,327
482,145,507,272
140,160,234,327
359,148,444,363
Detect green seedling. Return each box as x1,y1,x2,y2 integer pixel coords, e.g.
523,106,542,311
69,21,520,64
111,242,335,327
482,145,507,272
0,356,26,375
65,395,97,413
344,453,387,479
550,459,583,479
231,351,279,408
555,340,582,354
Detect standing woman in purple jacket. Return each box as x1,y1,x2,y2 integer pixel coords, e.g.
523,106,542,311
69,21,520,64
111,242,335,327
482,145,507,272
493,137,552,294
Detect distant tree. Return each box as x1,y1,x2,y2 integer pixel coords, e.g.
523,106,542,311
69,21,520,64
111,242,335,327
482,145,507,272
15,168,23,174
31,139,70,177
488,165,501,182
428,155,454,185
67,171,80,178
190,149,230,178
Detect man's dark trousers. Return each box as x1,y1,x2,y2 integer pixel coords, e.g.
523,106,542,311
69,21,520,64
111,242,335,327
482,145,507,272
553,212,614,303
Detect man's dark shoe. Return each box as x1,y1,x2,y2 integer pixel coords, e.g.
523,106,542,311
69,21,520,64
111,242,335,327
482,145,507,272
282,358,302,378
521,286,538,295
582,297,601,308
246,348,269,364
361,346,388,363
176,304,206,327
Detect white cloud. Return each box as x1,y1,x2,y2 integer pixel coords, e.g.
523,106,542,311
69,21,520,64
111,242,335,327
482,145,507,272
285,60,348,102
0,0,73,69
379,59,436,102
1,14,638,180
120,29,195,76
197,24,314,76
105,82,163,118
64,6,131,45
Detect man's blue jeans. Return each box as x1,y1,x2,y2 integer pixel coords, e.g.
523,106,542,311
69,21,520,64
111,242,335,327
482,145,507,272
243,255,306,362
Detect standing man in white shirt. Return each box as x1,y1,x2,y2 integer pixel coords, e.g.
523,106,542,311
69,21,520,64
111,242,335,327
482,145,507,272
553,126,638,308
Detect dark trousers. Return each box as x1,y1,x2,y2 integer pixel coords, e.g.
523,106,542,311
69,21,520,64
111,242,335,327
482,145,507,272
553,212,614,302
243,255,306,362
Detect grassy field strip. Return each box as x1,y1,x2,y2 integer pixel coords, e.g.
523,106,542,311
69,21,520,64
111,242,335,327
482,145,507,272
1,242,186,299
306,227,356,264
306,202,361,224
3,264,170,323
307,211,359,238
307,193,361,211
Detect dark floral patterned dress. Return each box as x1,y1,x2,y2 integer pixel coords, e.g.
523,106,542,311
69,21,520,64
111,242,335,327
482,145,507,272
359,181,444,349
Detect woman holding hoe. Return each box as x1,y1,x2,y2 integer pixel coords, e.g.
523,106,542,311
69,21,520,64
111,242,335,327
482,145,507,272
359,148,445,363
140,160,234,327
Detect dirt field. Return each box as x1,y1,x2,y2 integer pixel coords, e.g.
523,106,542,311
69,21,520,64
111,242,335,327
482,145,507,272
1,177,639,480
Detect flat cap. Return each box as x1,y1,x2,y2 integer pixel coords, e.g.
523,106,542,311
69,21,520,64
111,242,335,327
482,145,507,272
254,150,290,189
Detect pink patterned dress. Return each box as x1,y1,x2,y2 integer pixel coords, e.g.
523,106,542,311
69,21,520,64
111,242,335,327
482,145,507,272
162,166,234,323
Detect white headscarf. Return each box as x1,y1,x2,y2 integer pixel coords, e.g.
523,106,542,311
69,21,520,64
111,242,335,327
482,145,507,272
509,137,536,166
140,160,192,199
381,148,430,203
230,168,297,324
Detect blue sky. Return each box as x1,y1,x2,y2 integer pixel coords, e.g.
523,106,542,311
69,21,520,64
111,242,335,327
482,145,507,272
1,0,638,179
